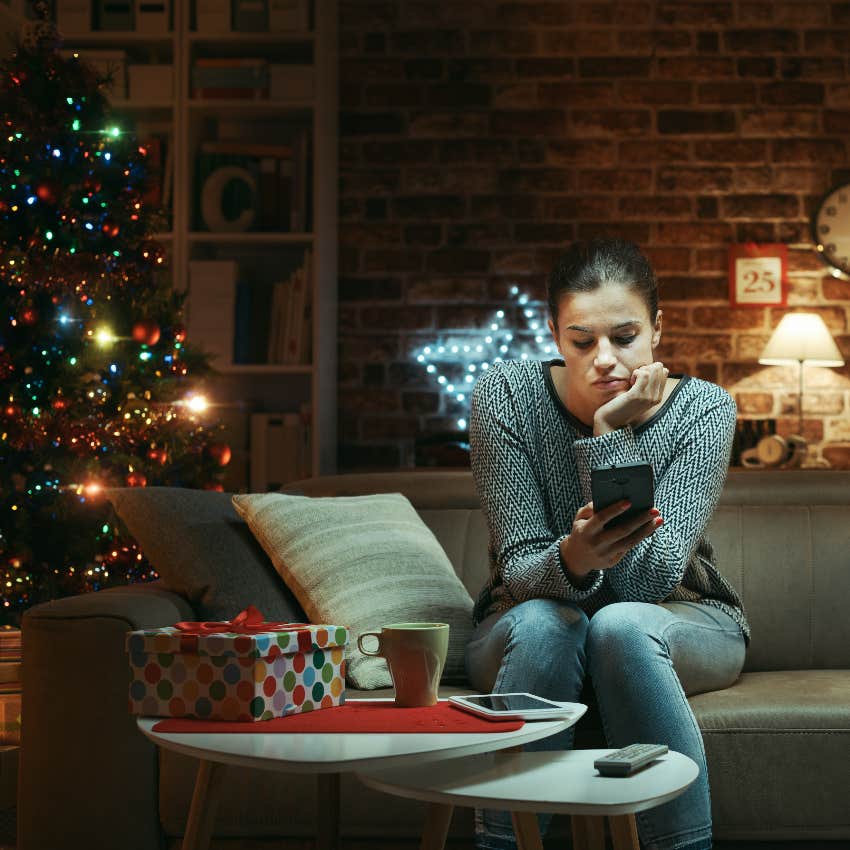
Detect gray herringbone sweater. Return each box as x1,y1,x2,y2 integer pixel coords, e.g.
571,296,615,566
470,359,749,642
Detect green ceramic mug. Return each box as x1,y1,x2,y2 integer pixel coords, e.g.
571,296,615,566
357,622,450,707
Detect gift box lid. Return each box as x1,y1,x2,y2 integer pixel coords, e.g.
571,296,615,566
125,606,348,660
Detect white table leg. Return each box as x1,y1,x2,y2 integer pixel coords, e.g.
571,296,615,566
511,811,544,850
609,813,640,850
316,773,341,850
420,801,454,850
570,814,606,850
182,759,225,850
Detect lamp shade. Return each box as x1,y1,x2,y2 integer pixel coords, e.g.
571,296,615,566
758,313,845,367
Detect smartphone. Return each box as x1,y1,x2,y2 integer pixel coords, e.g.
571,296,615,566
448,693,588,723
590,461,655,528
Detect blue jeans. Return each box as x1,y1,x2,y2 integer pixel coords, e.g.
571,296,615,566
465,598,746,850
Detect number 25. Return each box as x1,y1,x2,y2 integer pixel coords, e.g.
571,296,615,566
742,268,775,293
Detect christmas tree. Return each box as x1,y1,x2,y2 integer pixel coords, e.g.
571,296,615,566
0,5,229,624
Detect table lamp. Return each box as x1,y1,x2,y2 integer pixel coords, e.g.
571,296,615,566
758,312,845,443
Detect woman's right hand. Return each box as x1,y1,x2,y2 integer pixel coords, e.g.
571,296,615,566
560,500,662,582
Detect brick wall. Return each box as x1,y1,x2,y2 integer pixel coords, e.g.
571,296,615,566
338,1,850,470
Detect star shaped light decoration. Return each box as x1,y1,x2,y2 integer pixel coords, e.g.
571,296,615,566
414,285,556,430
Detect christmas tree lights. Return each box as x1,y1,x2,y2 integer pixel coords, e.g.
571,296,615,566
0,5,227,622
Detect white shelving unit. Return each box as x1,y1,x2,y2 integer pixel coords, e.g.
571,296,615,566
61,0,338,485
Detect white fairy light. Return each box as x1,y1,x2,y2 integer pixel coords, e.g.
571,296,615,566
413,284,551,430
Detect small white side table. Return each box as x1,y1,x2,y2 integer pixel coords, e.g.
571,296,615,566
358,747,699,850
137,701,574,850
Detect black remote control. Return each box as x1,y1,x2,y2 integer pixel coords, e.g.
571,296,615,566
594,743,669,777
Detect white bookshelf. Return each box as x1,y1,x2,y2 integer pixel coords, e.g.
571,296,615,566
61,0,339,485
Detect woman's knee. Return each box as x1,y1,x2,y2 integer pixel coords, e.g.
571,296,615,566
587,602,666,666
505,598,590,645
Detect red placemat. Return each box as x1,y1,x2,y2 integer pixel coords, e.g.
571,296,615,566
151,700,524,734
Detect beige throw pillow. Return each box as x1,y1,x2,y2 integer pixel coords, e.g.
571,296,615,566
231,491,474,689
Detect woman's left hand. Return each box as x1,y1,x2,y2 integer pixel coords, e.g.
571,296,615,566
593,362,669,435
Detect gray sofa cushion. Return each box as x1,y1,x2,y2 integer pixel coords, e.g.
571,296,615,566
108,487,306,623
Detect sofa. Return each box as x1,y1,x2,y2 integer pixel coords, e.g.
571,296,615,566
18,469,850,849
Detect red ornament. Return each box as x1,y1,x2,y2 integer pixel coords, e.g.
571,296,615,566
19,307,38,326
126,471,147,487
173,325,187,344
101,219,120,238
36,180,59,204
203,481,225,492
147,447,168,465
132,319,161,346
205,443,232,467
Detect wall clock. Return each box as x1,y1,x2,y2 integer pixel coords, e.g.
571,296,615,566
812,181,850,276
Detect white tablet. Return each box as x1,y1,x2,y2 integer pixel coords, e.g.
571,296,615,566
448,693,587,723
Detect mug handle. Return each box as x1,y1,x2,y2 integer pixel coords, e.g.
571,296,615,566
357,631,383,656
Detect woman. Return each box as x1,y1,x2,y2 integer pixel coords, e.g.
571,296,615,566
467,238,748,850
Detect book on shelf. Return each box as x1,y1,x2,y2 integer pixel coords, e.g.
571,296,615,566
290,125,310,232
283,249,311,364
233,279,275,364
192,57,269,100
187,260,237,368
249,407,312,491
137,120,173,221
266,277,291,363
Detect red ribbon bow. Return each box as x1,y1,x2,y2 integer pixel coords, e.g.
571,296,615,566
175,605,306,636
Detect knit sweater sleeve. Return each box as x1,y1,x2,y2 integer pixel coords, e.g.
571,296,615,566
572,385,736,602
470,365,603,604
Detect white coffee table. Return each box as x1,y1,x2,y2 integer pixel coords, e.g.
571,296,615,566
358,748,699,850
137,699,575,850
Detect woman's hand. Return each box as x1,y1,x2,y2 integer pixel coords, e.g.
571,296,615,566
560,499,662,583
593,361,669,435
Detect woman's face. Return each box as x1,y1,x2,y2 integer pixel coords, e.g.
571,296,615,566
548,282,662,420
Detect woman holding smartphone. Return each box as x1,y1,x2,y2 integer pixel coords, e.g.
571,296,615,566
467,238,748,850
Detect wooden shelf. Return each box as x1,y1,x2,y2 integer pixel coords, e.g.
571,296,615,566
58,31,173,44
111,100,174,111
187,98,313,115
216,364,313,375
188,232,313,245
188,32,314,45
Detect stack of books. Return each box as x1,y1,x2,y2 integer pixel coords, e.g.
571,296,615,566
232,250,311,365
192,58,269,100
0,628,21,745
195,130,309,233
266,250,312,364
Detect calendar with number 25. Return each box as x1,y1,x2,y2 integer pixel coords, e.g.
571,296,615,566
728,243,788,308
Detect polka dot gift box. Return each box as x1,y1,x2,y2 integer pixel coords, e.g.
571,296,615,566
126,605,348,721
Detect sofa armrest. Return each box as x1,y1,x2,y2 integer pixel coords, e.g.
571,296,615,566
19,582,194,850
